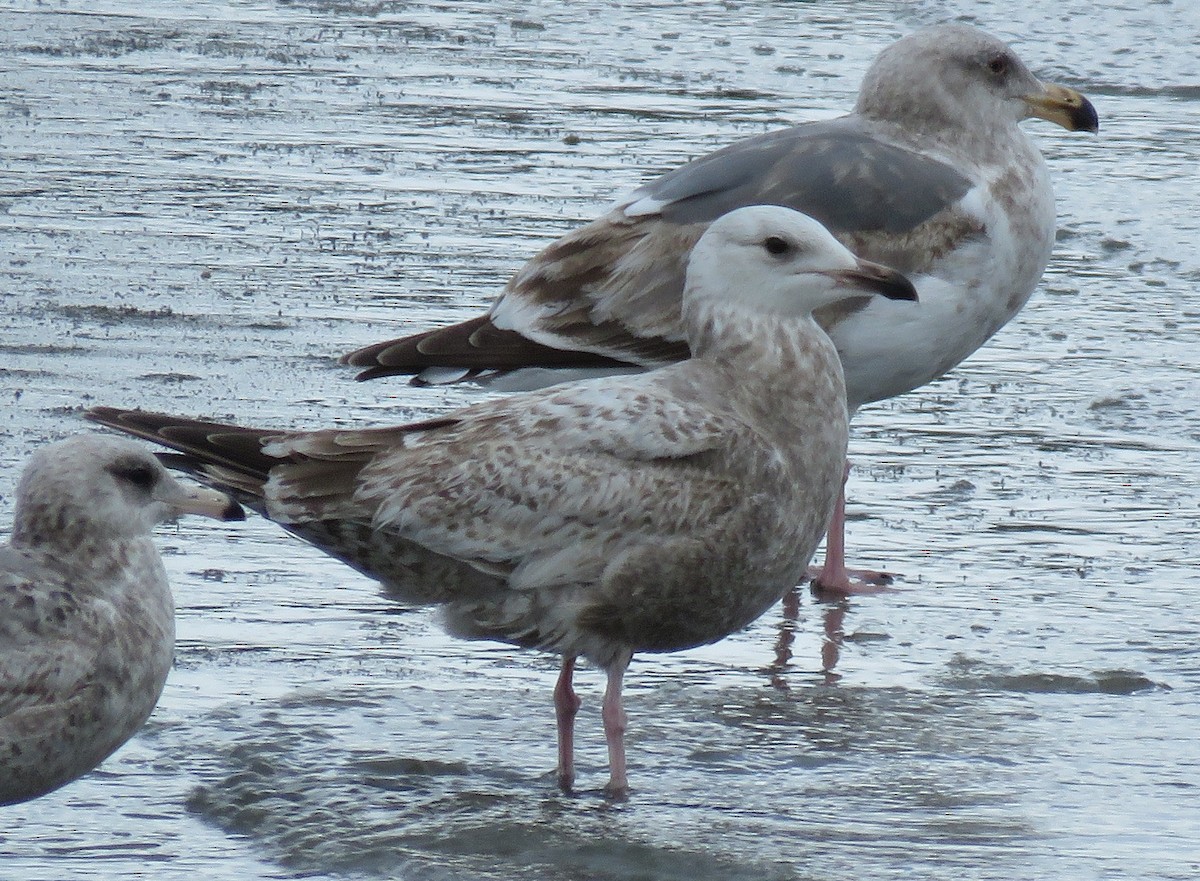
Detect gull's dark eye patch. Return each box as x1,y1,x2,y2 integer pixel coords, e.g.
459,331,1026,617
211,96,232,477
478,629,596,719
986,53,1010,77
763,235,791,256
109,459,158,491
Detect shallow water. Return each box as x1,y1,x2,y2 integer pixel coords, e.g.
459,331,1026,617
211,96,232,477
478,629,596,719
1,1,1199,879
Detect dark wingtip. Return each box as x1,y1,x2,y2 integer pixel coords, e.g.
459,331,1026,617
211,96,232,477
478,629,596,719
342,317,651,384
339,345,381,368
352,365,411,382
341,338,437,382
84,405,121,425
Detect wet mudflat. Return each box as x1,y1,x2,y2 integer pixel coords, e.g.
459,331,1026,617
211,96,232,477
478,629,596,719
1,1,1198,879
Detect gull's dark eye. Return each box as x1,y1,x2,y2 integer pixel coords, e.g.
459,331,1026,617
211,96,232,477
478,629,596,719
986,53,1010,77
763,235,791,256
110,460,158,491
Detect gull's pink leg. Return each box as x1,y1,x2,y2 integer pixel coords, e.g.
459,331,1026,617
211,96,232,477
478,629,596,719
808,460,897,595
602,651,632,797
814,474,851,587
554,655,582,790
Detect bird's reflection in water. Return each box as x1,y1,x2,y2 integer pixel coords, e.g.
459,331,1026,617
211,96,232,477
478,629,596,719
767,586,849,688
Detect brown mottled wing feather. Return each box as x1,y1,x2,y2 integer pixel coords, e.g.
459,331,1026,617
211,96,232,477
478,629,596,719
86,382,737,597
261,377,737,587
344,116,971,383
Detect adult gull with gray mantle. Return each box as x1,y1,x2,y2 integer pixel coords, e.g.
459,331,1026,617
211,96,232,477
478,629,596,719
343,24,1099,593
1,435,244,806
88,206,917,795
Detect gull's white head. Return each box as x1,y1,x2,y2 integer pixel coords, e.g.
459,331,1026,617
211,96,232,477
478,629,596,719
856,24,1098,136
11,434,244,547
684,205,917,324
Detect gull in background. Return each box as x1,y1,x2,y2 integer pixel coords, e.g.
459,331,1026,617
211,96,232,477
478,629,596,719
343,24,1098,593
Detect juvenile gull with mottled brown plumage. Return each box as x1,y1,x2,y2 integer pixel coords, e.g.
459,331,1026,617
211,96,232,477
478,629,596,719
0,435,243,806
88,206,917,795
342,24,1099,593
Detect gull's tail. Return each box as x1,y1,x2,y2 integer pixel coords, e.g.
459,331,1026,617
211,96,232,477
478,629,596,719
84,407,278,511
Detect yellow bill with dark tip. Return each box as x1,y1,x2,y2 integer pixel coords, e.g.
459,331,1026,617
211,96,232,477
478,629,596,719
1024,82,1099,133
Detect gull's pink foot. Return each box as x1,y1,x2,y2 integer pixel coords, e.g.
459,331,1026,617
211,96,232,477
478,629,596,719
807,561,898,596
808,461,899,596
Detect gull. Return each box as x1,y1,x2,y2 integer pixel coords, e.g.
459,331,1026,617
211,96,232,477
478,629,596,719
1,434,244,806
87,206,917,795
342,24,1098,593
